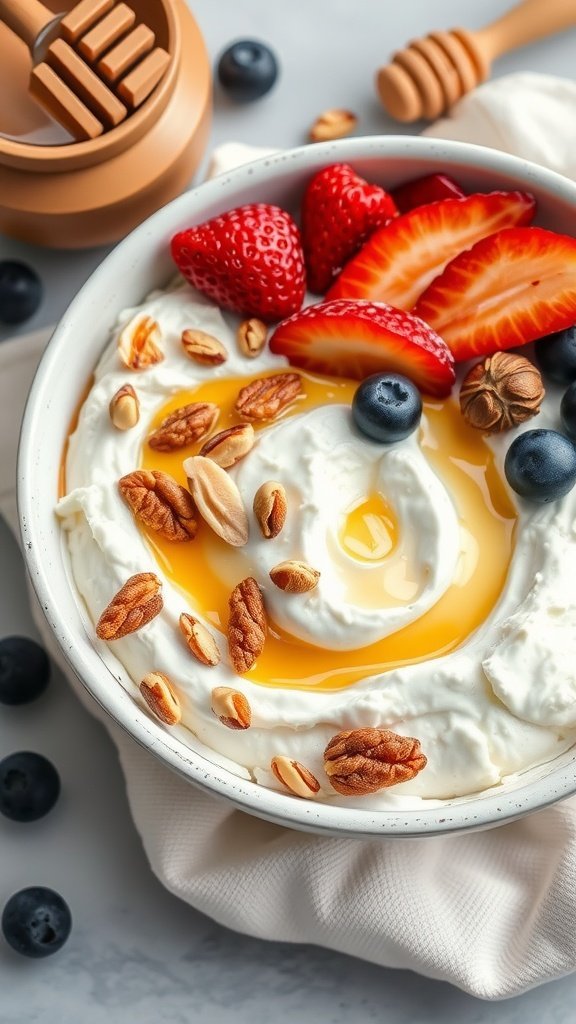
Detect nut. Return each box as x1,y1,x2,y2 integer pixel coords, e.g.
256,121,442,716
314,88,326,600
235,372,302,422
199,423,255,469
324,728,427,796
269,560,320,593
96,572,163,640
181,328,228,366
148,403,219,451
140,671,181,725
460,352,545,433
118,313,163,370
237,318,267,359
184,455,249,546
309,109,357,142
228,577,267,674
109,384,140,430
271,756,320,798
179,613,220,666
211,686,251,730
119,470,198,542
253,481,287,538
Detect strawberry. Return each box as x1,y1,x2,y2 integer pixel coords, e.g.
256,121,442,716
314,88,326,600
171,204,306,323
326,191,536,310
392,173,465,214
269,298,455,397
413,226,576,362
301,163,397,294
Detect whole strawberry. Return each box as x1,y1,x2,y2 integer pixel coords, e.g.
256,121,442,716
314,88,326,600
171,204,306,323
302,164,397,294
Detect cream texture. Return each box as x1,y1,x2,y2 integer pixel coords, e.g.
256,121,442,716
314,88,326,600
57,283,576,808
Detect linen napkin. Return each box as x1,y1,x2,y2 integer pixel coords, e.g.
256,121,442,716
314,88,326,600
5,73,576,1000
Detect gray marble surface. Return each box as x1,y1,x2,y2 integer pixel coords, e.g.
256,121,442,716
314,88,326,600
2,0,576,1019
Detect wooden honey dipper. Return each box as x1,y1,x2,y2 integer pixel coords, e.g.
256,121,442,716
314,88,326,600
0,0,171,140
377,0,576,123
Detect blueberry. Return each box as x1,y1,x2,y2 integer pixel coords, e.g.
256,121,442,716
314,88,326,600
0,752,60,822
217,40,278,101
0,261,42,326
352,373,422,444
535,326,576,385
0,636,50,705
505,428,576,503
561,381,576,441
2,887,71,958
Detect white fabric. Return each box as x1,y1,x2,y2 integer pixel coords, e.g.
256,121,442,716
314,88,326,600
5,78,576,998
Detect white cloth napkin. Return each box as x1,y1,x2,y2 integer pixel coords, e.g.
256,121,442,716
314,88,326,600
5,75,576,1000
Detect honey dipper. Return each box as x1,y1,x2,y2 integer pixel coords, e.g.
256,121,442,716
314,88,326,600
0,0,171,140
377,0,576,123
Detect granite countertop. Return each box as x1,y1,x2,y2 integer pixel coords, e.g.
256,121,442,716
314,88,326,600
1,1,576,1020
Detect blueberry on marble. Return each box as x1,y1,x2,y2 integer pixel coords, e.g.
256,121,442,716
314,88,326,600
560,381,576,441
217,40,279,101
504,428,576,503
352,373,422,444
0,261,42,326
0,636,50,705
0,752,60,822
535,325,576,385
2,887,71,958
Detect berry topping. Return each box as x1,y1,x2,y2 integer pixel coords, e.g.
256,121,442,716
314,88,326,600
352,373,422,443
326,191,535,309
269,298,455,397
504,429,576,503
2,888,71,958
171,204,305,323
301,164,397,294
414,228,576,362
560,381,576,441
0,636,50,706
391,172,465,213
0,261,42,325
0,752,60,822
535,325,576,384
217,40,278,101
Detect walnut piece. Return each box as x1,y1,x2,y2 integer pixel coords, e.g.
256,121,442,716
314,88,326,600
96,572,163,640
148,402,219,451
119,470,198,542
179,613,220,666
227,577,267,674
235,372,302,422
324,728,427,795
460,352,545,433
253,481,287,539
211,686,252,729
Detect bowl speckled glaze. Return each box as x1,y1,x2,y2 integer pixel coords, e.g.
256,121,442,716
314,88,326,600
18,136,576,837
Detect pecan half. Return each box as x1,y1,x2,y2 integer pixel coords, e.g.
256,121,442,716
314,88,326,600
270,560,320,593
119,470,198,542
271,756,320,798
235,372,302,422
109,384,140,430
140,671,181,725
96,572,163,640
181,328,228,366
237,318,267,358
211,686,251,729
324,728,427,795
310,108,357,142
253,481,287,538
118,313,163,370
179,612,220,666
184,455,249,546
148,402,219,451
228,577,267,674
199,423,255,469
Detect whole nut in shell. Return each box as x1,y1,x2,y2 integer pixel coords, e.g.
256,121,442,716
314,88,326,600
271,756,320,798
109,384,140,430
199,423,255,468
270,560,320,593
181,328,228,366
140,671,181,726
237,318,267,358
253,481,287,538
211,686,251,730
460,352,545,433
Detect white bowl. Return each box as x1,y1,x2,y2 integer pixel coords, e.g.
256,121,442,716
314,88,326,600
18,135,576,837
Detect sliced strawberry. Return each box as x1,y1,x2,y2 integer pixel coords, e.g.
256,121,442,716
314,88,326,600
392,173,465,213
326,191,536,310
269,299,455,397
302,163,397,294
414,227,576,362
171,204,305,323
